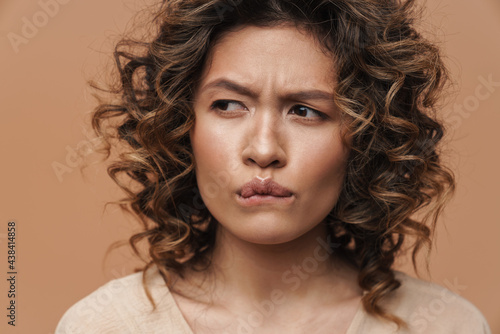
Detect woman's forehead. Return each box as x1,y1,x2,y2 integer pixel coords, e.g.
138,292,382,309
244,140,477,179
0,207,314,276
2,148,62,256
197,24,337,95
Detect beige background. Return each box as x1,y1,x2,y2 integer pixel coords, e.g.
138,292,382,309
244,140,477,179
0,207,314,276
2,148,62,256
1,0,499,333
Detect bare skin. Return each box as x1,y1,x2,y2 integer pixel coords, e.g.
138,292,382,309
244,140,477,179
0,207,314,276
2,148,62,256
170,24,364,333
168,229,363,334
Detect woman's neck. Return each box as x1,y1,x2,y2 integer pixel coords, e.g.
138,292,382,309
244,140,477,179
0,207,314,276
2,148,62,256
179,222,362,312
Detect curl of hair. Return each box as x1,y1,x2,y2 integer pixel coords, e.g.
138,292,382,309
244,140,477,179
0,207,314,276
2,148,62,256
91,0,455,329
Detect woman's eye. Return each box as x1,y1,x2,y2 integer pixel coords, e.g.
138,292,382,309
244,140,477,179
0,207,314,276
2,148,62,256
289,105,325,120
210,100,246,112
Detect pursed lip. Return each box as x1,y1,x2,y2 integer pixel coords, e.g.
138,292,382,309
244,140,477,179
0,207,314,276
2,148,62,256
237,177,293,198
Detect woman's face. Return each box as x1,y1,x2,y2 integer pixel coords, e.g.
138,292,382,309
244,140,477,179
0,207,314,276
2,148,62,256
190,24,350,245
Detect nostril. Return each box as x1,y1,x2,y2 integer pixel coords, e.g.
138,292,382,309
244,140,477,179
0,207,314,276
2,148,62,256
242,137,287,169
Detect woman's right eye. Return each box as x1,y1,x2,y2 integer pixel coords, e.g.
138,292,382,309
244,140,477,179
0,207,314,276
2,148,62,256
210,100,246,112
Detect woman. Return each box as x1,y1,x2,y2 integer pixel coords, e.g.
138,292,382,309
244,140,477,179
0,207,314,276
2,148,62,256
56,0,491,333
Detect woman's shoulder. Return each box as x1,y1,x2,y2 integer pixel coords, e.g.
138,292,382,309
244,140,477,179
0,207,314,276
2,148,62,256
350,270,492,333
55,266,193,333
391,270,490,329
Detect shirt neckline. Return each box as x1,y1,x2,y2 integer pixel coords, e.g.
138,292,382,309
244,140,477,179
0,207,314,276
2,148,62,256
160,275,366,334
163,284,197,334
344,298,365,334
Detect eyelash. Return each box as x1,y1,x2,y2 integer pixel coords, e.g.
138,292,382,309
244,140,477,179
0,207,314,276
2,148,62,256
209,100,327,121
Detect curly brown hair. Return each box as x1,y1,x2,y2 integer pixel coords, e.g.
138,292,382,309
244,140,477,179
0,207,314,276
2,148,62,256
90,0,455,330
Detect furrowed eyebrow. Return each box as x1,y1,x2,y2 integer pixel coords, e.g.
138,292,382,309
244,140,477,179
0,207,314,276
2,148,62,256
286,90,334,102
200,78,334,102
201,79,258,99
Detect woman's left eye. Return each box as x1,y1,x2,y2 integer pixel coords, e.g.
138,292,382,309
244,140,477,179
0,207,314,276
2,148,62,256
289,105,325,119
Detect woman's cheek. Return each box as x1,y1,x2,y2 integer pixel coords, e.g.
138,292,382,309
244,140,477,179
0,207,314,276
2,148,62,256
191,118,239,201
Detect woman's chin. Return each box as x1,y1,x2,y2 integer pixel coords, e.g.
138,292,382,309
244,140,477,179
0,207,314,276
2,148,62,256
217,220,311,246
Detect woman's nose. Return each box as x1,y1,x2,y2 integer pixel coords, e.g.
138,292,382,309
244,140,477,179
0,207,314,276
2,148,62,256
241,108,287,169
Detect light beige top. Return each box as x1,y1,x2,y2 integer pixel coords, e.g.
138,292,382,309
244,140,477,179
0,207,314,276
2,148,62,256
55,265,492,333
